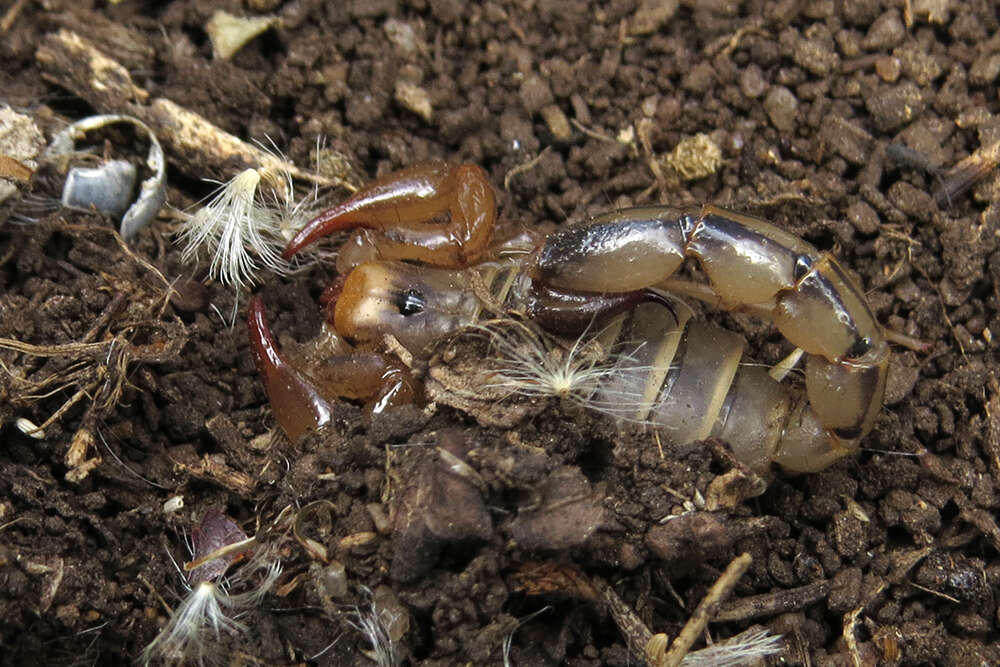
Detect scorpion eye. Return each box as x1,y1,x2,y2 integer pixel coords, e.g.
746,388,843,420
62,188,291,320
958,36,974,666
793,255,814,282
393,289,425,316
847,336,872,359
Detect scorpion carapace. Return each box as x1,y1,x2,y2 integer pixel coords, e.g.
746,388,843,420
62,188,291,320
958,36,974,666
249,161,890,473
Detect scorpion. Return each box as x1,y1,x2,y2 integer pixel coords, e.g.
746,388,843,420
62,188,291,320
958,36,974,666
248,161,891,474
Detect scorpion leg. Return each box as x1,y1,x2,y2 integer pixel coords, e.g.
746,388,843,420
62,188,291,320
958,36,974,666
282,161,496,268
248,297,419,441
523,282,678,336
532,204,889,468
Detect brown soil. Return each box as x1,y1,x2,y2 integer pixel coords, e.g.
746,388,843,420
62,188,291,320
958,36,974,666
2,1,1000,665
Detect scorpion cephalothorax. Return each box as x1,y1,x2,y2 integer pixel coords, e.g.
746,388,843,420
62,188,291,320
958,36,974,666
249,161,890,474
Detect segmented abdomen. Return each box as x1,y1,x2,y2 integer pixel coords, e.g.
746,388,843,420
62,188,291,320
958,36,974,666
596,302,846,474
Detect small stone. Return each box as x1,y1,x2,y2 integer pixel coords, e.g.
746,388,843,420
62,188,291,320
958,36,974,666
663,133,722,181
881,489,941,539
390,451,492,582
827,567,863,614
887,181,937,223
885,351,921,405
802,0,835,19
861,10,906,51
865,82,925,132
345,90,388,128
641,96,658,118
320,62,349,104
915,552,991,604
0,107,45,167
349,0,397,18
821,115,874,165
169,279,209,312
763,85,798,133
793,26,840,76
832,510,867,557
394,80,433,122
835,28,862,59
969,52,1000,87
682,61,716,94
373,587,410,641
383,19,424,60
875,55,901,82
539,104,571,141
846,200,880,234
912,0,950,24
894,44,943,87
645,512,760,572
205,10,277,60
319,561,348,599
509,467,605,550
630,0,680,36
739,64,768,98
427,0,461,24
0,107,44,224
519,73,555,115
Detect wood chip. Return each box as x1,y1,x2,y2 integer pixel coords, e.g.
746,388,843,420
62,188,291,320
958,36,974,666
36,30,352,190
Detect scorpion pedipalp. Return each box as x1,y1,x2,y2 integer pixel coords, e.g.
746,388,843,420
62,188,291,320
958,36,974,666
282,161,495,268
248,296,420,440
248,297,334,441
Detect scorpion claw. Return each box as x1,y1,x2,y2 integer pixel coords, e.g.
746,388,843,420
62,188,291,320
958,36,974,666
248,297,333,441
283,161,495,267
249,296,423,441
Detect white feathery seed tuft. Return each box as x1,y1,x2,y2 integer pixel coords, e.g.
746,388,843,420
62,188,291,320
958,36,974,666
347,590,404,667
141,554,281,666
679,628,785,666
474,319,663,423
176,152,331,290
177,168,287,289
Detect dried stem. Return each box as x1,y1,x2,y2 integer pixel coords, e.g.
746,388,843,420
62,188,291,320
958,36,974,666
654,552,753,667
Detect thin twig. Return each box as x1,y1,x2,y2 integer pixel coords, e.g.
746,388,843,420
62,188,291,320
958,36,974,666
714,579,830,622
657,552,752,667
593,576,654,657
503,146,552,190
0,0,29,33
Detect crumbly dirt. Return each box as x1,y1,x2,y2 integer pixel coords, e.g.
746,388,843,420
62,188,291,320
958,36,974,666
2,1,1000,665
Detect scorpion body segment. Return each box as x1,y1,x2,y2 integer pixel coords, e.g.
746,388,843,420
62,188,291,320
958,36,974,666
250,162,889,474
533,204,890,445
595,301,862,473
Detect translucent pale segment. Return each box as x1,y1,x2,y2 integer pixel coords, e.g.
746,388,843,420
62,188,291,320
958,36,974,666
688,209,813,305
334,263,397,343
817,258,883,340
805,343,889,436
597,301,692,422
774,256,882,358
336,231,380,273
711,366,791,475
537,208,688,293
652,322,745,445
771,399,854,473
773,281,857,359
